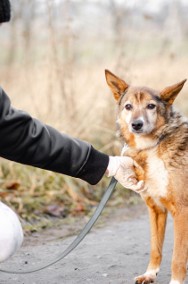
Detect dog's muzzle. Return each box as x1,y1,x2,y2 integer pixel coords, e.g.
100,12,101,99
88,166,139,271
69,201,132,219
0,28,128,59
132,120,143,132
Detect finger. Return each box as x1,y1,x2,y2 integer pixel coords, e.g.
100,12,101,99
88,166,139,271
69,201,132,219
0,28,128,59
127,176,137,184
134,180,145,190
127,180,145,192
136,184,148,193
133,160,142,170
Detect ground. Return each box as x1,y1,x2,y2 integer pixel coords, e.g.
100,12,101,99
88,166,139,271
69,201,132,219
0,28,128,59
0,204,173,284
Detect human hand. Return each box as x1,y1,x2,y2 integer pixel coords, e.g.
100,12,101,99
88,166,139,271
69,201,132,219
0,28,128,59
106,156,145,193
0,202,23,262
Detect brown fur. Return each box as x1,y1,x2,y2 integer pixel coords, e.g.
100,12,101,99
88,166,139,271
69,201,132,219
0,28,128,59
105,69,188,284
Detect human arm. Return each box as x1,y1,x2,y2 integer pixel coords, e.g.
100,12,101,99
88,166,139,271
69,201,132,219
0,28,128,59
0,87,109,185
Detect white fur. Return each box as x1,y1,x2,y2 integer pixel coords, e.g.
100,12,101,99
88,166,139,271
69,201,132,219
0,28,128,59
135,268,159,283
145,268,159,277
169,280,182,284
144,107,157,133
142,149,169,209
121,143,129,156
134,135,158,150
0,202,23,262
122,108,132,125
137,116,145,123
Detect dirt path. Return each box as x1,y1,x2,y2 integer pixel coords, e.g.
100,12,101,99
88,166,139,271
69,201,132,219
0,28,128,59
0,205,173,284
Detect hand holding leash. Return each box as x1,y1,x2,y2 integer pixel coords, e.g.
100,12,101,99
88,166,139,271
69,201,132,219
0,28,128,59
106,156,145,192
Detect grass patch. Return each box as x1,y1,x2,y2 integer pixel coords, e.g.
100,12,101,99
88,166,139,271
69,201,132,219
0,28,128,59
0,159,139,232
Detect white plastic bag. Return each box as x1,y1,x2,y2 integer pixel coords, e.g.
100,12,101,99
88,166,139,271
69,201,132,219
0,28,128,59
0,201,23,262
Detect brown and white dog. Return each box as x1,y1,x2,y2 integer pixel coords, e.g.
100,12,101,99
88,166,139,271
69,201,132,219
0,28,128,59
105,69,188,284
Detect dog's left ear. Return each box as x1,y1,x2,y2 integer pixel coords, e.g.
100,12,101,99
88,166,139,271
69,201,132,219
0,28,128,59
160,79,187,105
105,69,129,101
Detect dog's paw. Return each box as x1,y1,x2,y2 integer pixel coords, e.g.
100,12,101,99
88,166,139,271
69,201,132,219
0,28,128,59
134,273,156,284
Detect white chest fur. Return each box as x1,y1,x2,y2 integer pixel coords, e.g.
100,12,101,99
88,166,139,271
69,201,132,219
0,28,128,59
143,149,169,207
134,135,158,151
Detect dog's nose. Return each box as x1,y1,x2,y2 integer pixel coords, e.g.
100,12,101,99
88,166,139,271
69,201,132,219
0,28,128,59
132,120,143,131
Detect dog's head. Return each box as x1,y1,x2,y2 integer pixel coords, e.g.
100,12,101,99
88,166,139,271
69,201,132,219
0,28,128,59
105,70,186,146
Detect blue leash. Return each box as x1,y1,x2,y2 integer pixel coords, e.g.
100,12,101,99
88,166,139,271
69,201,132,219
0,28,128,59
0,177,117,274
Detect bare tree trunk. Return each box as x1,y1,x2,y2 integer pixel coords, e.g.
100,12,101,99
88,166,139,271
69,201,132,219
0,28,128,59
46,0,76,125
47,0,67,116
108,0,128,73
22,0,36,65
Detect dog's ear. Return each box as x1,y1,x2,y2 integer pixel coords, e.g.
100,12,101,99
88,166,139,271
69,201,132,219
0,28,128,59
160,79,187,105
105,70,129,101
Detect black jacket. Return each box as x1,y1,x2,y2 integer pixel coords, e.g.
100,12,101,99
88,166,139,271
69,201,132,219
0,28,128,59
0,88,109,185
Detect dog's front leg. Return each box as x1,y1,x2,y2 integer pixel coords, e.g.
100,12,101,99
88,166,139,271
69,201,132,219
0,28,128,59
169,208,188,284
135,205,167,284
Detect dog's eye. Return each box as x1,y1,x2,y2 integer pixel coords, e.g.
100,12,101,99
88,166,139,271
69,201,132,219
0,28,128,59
147,104,156,110
125,104,133,110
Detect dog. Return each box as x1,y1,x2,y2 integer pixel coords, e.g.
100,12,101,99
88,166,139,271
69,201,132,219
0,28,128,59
105,69,188,284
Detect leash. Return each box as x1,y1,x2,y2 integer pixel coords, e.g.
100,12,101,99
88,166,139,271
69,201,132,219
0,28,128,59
0,177,117,274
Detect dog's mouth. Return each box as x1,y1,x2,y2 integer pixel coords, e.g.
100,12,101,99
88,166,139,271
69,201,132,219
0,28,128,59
130,126,154,136
131,129,144,134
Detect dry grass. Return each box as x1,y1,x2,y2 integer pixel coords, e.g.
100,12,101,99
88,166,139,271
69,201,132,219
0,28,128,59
0,16,188,231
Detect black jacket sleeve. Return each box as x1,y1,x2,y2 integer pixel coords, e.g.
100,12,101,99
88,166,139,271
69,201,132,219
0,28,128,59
0,87,109,185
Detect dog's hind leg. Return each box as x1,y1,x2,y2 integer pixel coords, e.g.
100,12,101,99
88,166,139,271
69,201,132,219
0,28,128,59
135,204,167,284
170,208,188,284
